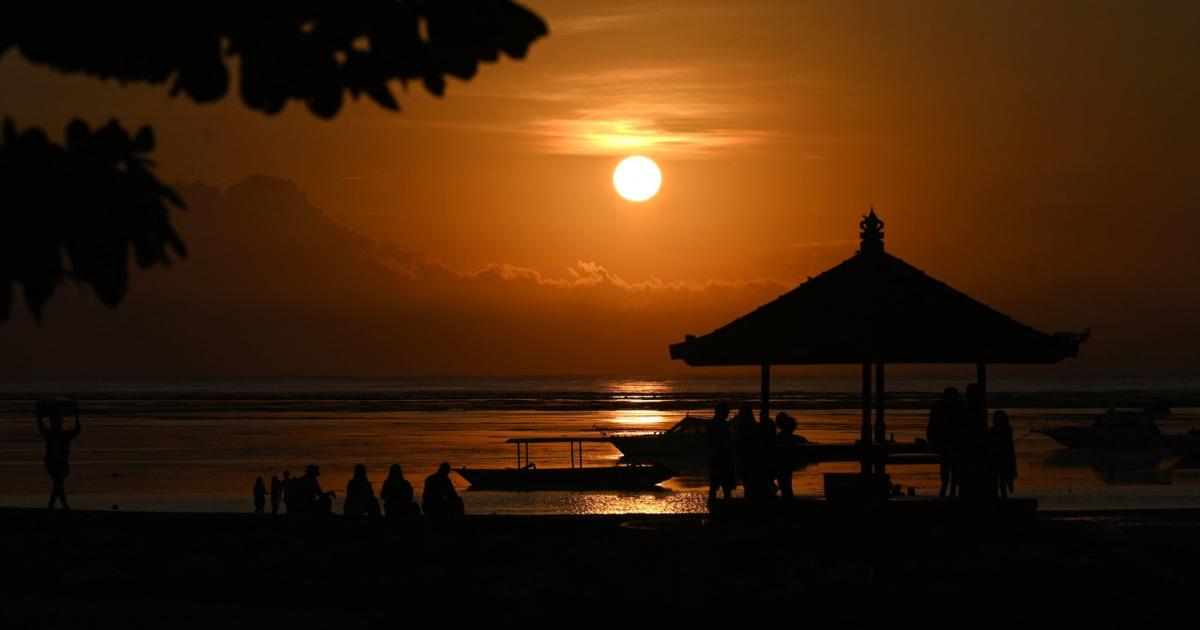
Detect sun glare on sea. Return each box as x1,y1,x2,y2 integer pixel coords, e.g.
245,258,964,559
612,156,661,202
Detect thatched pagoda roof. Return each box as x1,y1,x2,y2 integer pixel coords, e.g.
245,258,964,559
669,211,1089,366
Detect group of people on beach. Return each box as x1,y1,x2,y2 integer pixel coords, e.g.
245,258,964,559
703,383,1019,502
706,400,807,502
927,384,1018,500
253,462,465,523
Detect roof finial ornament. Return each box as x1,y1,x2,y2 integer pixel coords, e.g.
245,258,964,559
859,207,884,255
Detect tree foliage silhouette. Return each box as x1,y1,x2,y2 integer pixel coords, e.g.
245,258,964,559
0,1,548,320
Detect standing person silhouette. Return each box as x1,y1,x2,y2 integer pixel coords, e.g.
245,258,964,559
961,383,988,500
280,470,293,513
927,387,963,498
253,477,267,514
731,402,759,499
774,412,803,499
989,410,1018,499
759,411,780,499
706,401,735,502
269,475,283,515
36,399,80,511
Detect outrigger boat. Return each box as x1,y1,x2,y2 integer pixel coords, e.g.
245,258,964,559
454,437,676,490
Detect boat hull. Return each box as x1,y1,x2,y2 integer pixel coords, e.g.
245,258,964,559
1039,427,1164,451
454,464,675,490
608,435,707,464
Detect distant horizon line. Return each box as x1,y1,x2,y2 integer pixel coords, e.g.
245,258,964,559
2,372,1199,386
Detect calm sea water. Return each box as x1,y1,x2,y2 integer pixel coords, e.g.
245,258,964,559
2,375,1199,513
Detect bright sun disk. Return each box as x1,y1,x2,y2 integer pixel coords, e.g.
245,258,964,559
613,156,661,202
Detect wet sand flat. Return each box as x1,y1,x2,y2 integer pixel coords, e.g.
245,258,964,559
5,406,1200,514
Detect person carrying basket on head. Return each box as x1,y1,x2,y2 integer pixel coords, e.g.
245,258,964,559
37,398,81,510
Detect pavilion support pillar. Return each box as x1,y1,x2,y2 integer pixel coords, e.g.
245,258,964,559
874,362,886,474
861,362,872,474
761,364,771,423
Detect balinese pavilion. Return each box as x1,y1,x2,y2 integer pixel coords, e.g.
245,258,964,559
669,211,1089,491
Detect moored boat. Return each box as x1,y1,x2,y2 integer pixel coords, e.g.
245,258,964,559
603,413,710,464
454,437,676,490
603,412,818,465
1036,408,1165,451
455,463,675,490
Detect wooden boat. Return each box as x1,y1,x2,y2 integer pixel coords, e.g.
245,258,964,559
454,437,676,490
602,413,710,464
602,414,937,468
1036,408,1165,451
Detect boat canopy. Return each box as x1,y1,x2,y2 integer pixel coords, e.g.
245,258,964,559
503,436,611,468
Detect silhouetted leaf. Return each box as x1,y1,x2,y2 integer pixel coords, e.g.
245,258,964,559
0,118,185,320
132,126,155,152
365,81,400,111
7,1,547,116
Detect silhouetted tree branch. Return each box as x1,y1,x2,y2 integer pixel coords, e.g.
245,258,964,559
1,119,185,320
1,1,548,320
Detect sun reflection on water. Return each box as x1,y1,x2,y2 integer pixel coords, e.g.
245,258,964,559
560,491,710,515
606,409,672,427
604,379,671,404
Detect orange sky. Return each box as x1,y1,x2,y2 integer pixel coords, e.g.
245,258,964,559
2,1,1199,378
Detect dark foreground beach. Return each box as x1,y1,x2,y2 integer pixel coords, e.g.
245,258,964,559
3,504,1199,627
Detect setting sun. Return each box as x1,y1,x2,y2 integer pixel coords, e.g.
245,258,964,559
612,156,661,202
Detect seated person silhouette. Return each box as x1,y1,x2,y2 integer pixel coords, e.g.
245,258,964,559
380,464,420,518
36,399,81,511
291,464,335,515
343,464,381,518
422,462,464,524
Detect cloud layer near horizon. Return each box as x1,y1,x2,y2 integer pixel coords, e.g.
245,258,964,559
0,176,787,378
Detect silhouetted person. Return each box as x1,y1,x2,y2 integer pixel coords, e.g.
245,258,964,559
270,475,283,514
732,402,759,498
989,410,1018,499
774,412,802,499
343,464,382,518
423,462,464,525
961,383,989,500
292,464,335,515
706,401,735,501
381,464,420,518
281,470,294,513
36,399,80,510
964,383,988,441
927,387,963,498
250,476,266,514
252,476,266,514
758,412,780,499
